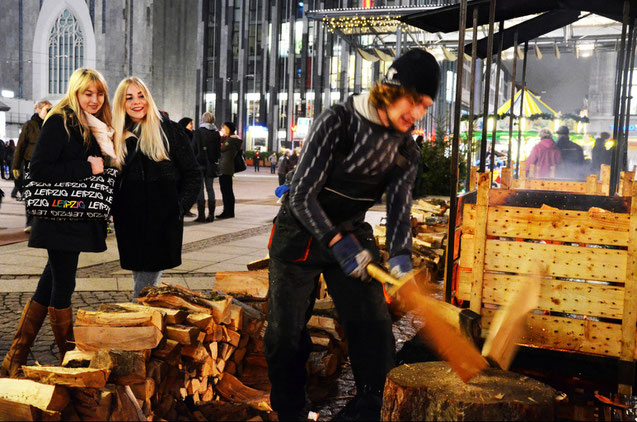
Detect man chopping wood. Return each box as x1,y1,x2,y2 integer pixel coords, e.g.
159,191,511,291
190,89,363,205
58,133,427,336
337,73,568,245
265,49,440,421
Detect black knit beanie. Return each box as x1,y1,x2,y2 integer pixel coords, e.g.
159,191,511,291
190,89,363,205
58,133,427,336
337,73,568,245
382,49,441,100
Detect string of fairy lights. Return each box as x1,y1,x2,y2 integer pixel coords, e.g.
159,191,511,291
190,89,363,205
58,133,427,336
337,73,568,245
321,14,409,35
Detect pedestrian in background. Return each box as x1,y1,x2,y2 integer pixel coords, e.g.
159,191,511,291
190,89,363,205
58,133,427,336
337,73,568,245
289,147,299,169
178,117,194,143
555,125,584,180
1,68,114,377
217,122,242,219
192,111,221,223
5,140,18,196
12,100,52,231
111,77,200,298
254,149,261,172
268,151,278,174
277,150,290,185
526,128,561,179
0,139,7,179
591,131,612,175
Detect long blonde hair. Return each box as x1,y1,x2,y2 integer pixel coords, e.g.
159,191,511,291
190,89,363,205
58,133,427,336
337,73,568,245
45,68,112,146
112,77,169,163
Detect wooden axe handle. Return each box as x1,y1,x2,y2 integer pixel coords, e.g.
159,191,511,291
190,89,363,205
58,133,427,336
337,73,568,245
366,262,488,382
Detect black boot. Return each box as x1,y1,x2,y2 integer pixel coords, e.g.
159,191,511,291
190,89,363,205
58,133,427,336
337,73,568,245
194,201,206,222
331,390,382,421
205,201,215,222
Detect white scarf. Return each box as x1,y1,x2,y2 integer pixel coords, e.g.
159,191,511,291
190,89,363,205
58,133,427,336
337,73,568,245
84,111,116,159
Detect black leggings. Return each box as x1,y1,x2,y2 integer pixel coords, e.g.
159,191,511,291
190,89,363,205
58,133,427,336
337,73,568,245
219,175,235,216
32,249,79,309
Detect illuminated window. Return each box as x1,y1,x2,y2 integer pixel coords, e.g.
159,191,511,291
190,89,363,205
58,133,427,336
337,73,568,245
48,9,84,94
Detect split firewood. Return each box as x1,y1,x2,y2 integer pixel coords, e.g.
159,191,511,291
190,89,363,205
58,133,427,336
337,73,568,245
81,306,163,331
186,313,215,330
21,366,110,389
89,350,148,385
129,379,156,402
222,326,241,348
61,350,95,368
165,324,201,345
230,305,243,331
215,373,272,411
70,387,115,421
310,332,334,349
181,343,211,362
113,302,187,324
74,325,163,351
152,339,182,364
481,266,543,370
219,343,236,361
307,315,345,342
246,257,269,271
214,270,269,300
0,378,70,412
307,350,338,377
233,347,247,364
136,285,232,324
0,396,55,422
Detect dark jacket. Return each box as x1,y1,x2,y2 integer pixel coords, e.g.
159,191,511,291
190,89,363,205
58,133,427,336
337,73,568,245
28,111,108,252
219,135,242,176
192,123,221,177
112,117,200,272
278,156,290,175
288,152,299,169
556,135,585,180
13,113,44,171
591,138,612,175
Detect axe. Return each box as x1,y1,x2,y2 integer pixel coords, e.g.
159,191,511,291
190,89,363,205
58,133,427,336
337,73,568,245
366,263,488,383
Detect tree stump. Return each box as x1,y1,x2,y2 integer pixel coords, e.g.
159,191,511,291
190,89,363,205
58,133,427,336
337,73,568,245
382,362,556,421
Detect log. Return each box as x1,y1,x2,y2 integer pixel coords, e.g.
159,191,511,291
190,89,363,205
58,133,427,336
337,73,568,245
215,373,272,411
181,343,211,362
78,307,163,330
89,350,147,385
0,397,43,421
214,270,269,300
74,325,163,351
152,339,182,364
113,302,186,324
230,304,243,331
382,362,556,421
220,343,236,361
307,315,345,341
21,366,110,389
186,313,215,330
246,257,269,271
129,379,156,402
165,324,200,345
222,326,241,348
61,350,95,368
70,387,114,421
0,378,70,412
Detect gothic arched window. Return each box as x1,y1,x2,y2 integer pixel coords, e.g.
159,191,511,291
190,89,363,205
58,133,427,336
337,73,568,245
48,9,84,94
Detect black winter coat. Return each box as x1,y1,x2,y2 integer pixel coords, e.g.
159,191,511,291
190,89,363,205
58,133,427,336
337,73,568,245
28,112,108,252
112,117,200,271
13,113,44,170
192,125,221,177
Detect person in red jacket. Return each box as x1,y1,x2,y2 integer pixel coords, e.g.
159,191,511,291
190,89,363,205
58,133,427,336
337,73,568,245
526,128,561,178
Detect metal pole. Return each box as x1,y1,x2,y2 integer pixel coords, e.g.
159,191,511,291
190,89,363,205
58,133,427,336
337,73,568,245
465,6,479,188
444,0,467,303
616,19,635,184
490,21,504,176
611,0,630,195
515,41,529,177
479,0,496,173
623,20,637,165
508,31,518,169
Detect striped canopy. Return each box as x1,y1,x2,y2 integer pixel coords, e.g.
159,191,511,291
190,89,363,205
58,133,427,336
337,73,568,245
496,88,558,117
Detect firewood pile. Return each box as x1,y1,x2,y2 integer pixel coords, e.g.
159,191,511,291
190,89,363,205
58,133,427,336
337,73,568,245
374,198,449,282
0,271,348,421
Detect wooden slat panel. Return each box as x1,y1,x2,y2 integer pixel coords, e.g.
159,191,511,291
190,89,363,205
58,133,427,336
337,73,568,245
524,180,586,193
462,204,476,234
459,237,474,269
470,172,490,314
484,240,626,282
482,309,625,358
484,206,629,246
619,180,637,394
457,271,624,319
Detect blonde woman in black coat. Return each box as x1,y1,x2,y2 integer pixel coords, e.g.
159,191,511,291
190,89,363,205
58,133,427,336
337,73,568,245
1,68,114,377
111,77,200,298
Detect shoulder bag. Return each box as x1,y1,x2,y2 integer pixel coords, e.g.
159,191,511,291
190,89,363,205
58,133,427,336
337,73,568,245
234,148,247,173
23,167,120,221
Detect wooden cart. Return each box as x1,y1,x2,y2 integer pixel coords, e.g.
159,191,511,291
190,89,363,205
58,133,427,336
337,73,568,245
452,171,637,395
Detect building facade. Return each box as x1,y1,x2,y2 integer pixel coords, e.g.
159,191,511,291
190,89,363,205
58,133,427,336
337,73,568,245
0,0,200,139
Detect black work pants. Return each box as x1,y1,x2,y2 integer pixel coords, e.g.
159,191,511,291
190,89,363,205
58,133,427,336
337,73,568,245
265,227,395,414
32,249,80,309
218,175,235,216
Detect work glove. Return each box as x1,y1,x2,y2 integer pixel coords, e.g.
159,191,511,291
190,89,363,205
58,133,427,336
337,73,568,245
13,169,20,179
388,254,413,279
331,234,373,281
